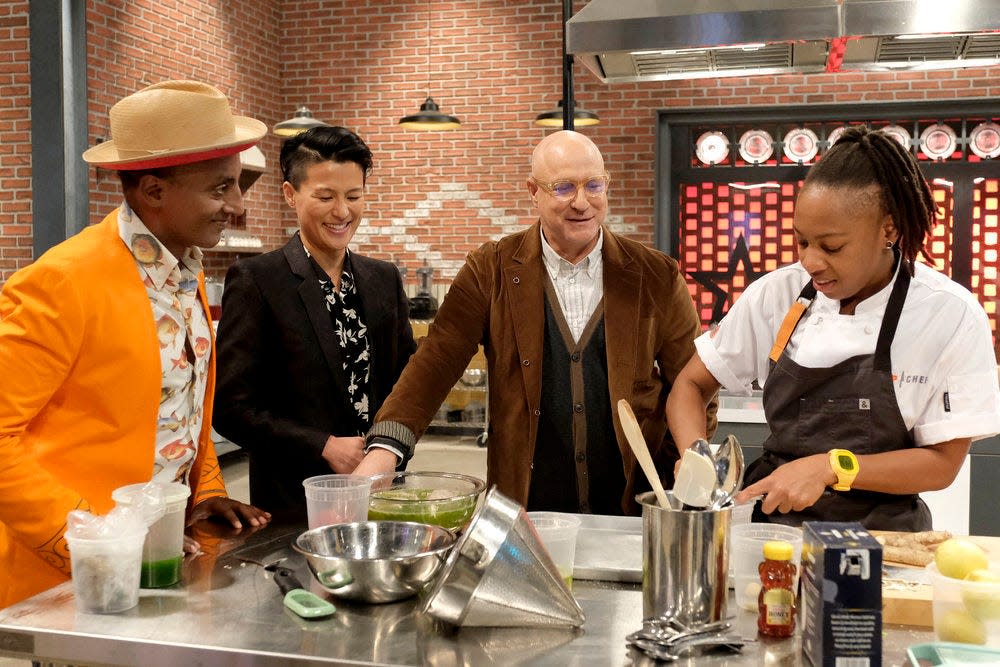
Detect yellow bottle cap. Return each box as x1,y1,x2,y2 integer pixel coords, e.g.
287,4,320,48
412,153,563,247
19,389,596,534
763,540,794,561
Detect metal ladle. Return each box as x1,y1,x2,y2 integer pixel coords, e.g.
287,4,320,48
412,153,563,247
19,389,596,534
710,434,745,509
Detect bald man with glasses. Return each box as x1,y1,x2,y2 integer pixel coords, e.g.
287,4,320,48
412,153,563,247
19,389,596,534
355,130,715,516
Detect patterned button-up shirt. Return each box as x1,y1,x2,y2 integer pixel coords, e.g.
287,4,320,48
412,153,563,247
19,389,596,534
118,203,212,485
304,242,373,434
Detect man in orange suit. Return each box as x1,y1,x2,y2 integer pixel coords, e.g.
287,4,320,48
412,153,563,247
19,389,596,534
0,80,271,607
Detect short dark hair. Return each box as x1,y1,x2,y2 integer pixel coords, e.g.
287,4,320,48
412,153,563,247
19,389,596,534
279,126,373,188
804,125,936,274
117,166,176,191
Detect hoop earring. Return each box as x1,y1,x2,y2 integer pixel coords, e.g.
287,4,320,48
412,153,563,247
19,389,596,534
885,240,893,249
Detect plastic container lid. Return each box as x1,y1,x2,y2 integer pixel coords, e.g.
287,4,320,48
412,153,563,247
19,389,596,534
113,481,190,516
763,540,794,561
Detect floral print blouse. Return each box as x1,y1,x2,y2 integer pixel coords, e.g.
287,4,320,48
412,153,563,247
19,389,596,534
304,243,373,434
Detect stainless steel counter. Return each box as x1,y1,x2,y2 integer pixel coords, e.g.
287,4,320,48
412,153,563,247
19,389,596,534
0,521,935,666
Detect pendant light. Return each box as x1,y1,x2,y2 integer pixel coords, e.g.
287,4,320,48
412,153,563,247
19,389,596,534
534,100,600,127
272,106,328,137
534,0,600,130
399,7,461,131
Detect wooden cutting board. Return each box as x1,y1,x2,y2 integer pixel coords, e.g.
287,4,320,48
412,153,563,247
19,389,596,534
881,535,1000,627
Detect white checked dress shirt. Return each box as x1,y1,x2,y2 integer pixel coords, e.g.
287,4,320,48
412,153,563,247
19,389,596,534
540,228,604,342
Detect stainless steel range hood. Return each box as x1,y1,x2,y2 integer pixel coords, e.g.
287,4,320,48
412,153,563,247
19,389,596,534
567,0,1000,83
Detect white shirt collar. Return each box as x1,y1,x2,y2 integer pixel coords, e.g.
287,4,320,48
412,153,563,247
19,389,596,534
540,226,604,279
810,256,901,315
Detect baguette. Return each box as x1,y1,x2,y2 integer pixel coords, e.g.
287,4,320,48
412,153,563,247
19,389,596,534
882,544,934,567
871,530,952,567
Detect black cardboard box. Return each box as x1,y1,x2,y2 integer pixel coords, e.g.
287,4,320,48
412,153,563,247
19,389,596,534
801,521,883,667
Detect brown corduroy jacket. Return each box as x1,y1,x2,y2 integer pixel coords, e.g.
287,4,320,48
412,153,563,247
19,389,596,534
370,223,716,514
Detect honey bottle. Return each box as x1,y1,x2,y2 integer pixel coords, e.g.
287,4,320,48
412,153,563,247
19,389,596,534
757,539,796,638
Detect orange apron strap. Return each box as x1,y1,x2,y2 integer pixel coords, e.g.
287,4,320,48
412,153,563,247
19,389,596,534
768,298,811,363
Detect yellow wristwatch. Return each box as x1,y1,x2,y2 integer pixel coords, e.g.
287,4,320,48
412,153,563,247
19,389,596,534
829,449,859,491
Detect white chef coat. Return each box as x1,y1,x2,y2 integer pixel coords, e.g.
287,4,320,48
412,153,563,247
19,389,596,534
696,260,1000,447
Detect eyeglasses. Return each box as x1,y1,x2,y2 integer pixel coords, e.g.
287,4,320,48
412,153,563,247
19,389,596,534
531,172,611,202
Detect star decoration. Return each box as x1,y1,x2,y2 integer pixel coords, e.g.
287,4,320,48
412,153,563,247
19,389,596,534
687,233,767,324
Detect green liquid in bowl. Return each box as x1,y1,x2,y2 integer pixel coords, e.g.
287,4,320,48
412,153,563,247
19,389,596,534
368,488,477,531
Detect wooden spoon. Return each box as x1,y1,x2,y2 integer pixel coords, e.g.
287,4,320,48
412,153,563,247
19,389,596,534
617,399,670,508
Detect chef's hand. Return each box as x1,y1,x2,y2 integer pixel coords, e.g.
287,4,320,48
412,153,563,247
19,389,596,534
184,534,202,554
322,435,366,473
736,453,836,515
352,448,398,477
188,497,272,532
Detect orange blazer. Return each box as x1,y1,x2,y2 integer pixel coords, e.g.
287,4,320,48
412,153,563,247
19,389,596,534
0,209,227,607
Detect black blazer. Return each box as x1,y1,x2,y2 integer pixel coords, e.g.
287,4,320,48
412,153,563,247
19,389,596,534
213,234,416,513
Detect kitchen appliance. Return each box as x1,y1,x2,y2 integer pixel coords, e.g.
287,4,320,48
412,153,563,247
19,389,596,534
409,265,438,320
567,0,1000,83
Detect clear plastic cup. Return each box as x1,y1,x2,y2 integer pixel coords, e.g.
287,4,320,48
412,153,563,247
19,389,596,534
527,512,582,590
303,474,372,529
113,482,190,588
727,499,757,582
730,523,803,612
66,529,146,613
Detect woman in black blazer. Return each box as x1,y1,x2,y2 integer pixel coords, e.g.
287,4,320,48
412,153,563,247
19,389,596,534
214,126,416,514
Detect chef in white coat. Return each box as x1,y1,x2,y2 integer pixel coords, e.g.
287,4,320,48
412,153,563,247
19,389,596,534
666,125,1000,530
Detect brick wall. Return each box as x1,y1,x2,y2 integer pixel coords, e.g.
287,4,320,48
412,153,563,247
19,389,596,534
1,0,997,286
85,0,285,264
279,0,998,287
0,1,31,280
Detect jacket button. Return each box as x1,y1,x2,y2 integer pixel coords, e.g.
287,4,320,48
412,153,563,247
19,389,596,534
571,352,581,362
512,276,520,284
574,403,584,413
576,452,586,462
522,359,530,366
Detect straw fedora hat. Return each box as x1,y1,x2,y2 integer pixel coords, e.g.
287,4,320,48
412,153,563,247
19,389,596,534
82,80,267,170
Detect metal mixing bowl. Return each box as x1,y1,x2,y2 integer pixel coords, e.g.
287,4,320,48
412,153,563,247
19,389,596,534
367,471,486,532
293,521,455,603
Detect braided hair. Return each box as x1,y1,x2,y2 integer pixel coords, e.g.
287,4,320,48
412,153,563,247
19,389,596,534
803,125,936,275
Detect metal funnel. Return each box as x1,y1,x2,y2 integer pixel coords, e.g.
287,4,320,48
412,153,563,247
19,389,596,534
421,487,585,628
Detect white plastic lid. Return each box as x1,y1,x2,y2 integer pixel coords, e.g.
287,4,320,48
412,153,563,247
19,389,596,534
112,481,190,522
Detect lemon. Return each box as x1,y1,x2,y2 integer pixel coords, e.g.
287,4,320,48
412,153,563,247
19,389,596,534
962,568,1000,620
935,538,989,580
936,608,987,645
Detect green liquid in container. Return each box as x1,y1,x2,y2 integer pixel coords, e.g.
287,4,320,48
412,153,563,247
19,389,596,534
141,555,183,588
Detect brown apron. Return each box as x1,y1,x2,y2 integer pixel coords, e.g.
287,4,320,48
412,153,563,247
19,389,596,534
745,258,932,530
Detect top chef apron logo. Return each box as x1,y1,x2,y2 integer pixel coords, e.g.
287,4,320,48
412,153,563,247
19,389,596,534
893,371,929,387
